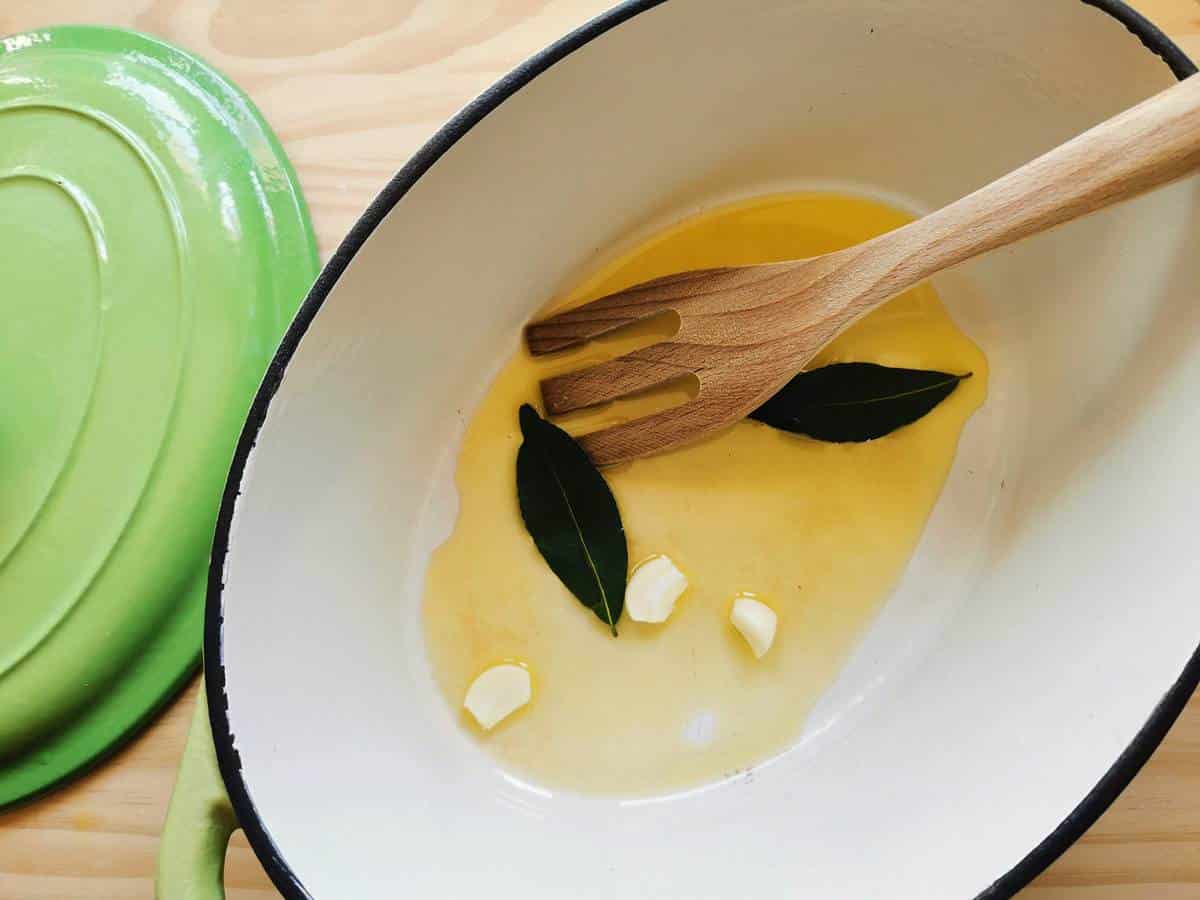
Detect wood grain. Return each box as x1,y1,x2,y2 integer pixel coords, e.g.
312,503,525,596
536,73,1200,466
1,1,1199,897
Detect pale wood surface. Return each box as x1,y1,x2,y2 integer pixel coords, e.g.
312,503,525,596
1,1,1199,897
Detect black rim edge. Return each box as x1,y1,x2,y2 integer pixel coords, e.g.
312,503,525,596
204,2,668,897
975,9,1198,897
202,3,1198,899
1080,0,1197,80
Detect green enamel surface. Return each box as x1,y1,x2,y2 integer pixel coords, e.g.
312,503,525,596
0,26,318,807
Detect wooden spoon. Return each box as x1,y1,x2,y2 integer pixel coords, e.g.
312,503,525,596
527,74,1200,467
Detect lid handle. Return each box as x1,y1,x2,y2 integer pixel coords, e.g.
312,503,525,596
156,680,236,900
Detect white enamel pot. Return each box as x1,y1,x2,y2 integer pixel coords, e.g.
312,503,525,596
157,2,1200,898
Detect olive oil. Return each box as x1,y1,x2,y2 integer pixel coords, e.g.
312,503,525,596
422,192,987,795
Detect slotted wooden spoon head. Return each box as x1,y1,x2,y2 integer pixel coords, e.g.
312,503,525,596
526,254,861,466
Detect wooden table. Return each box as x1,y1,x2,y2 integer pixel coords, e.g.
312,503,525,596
2,1,1200,897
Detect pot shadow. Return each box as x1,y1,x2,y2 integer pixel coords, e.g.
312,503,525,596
989,187,1200,563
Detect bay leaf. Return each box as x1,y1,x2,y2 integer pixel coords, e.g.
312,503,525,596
750,362,971,442
516,404,627,635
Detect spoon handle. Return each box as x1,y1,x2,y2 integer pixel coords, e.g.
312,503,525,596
840,73,1200,314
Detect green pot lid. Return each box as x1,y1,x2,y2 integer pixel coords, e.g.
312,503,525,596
0,25,318,807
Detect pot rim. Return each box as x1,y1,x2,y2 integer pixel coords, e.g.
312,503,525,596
203,3,1198,898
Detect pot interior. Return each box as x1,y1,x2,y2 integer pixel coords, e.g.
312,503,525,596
213,2,1200,897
